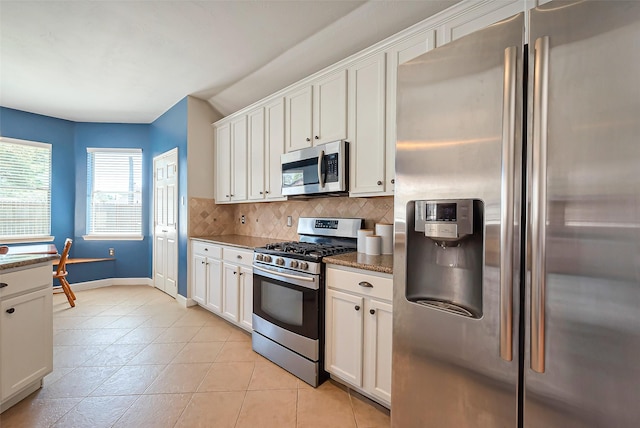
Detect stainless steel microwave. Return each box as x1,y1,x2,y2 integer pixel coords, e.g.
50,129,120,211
281,140,348,196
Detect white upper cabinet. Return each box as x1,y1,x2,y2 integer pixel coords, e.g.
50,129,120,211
265,98,286,200
215,116,247,203
214,122,232,203
247,107,266,201
348,52,387,196
312,69,347,145
285,85,313,152
285,70,347,152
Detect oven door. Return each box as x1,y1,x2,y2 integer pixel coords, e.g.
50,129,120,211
252,264,320,340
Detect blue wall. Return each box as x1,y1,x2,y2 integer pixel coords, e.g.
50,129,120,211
1,100,192,296
73,122,151,280
0,108,76,253
149,97,189,296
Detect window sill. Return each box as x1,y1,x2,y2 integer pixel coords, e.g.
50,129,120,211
0,236,55,244
82,235,144,241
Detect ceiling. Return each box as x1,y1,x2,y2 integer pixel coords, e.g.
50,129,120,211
0,1,458,124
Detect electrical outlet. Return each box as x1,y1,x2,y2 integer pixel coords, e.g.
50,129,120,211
287,216,293,227
108,248,115,256
241,215,246,224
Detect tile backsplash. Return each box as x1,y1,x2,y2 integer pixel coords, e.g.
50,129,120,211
190,196,394,241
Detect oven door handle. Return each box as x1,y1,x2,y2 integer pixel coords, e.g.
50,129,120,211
253,265,319,289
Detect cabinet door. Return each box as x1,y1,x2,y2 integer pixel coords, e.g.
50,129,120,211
348,53,387,195
1,287,53,401
239,265,253,331
247,107,266,200
222,263,240,323
386,30,435,194
265,98,285,200
215,122,232,203
231,116,248,201
364,298,393,406
325,289,364,387
285,85,313,152
192,254,206,305
205,258,222,314
313,70,347,145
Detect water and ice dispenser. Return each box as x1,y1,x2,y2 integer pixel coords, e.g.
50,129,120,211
406,199,484,318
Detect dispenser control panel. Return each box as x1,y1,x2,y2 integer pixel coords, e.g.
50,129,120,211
415,200,473,240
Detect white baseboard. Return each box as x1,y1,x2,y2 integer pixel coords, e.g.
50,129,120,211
66,277,153,292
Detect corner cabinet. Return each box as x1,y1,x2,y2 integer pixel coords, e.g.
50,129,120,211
190,240,253,332
215,116,247,203
0,263,53,413
348,52,388,196
325,264,393,408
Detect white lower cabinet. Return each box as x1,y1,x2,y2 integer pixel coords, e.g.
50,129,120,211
0,263,53,412
325,265,392,407
190,240,253,332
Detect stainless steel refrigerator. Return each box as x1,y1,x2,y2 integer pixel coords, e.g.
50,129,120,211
392,2,640,427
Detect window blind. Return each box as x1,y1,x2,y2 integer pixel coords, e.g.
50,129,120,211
87,148,142,236
0,138,52,240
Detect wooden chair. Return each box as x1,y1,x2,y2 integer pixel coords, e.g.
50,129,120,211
54,238,76,307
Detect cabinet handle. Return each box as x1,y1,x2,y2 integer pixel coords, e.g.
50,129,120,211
259,191,263,195
230,194,234,197
377,180,382,185
0,282,7,288
391,179,395,184
6,308,15,314
233,271,237,275
315,136,319,140
355,305,360,311
239,272,243,276
201,261,205,265
237,255,242,259
225,194,230,198
306,138,311,142
204,248,208,251
370,309,376,315
265,190,269,194
358,281,373,288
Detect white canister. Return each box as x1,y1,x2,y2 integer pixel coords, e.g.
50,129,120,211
365,235,382,256
375,223,393,254
357,229,374,253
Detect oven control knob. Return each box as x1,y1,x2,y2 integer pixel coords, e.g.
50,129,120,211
299,262,309,270
264,255,272,263
256,254,264,261
276,258,285,266
290,260,298,268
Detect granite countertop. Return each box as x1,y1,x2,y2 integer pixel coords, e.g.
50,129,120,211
191,235,286,250
324,252,394,274
0,253,60,271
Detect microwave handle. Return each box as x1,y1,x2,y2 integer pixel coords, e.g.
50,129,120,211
317,150,325,188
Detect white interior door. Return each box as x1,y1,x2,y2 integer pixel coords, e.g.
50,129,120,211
153,148,178,297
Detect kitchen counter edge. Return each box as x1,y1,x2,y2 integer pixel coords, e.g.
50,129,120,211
0,254,60,271
324,253,393,275
191,235,286,250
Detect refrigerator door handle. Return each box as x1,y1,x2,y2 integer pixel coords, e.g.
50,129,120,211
531,36,549,374
499,46,518,362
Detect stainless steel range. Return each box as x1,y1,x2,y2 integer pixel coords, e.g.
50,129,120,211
252,217,363,387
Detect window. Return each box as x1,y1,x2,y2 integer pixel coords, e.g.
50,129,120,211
0,138,52,241
86,148,142,239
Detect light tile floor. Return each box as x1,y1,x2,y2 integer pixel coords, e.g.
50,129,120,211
0,284,390,428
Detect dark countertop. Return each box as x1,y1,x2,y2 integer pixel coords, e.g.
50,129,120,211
191,235,286,250
324,252,394,275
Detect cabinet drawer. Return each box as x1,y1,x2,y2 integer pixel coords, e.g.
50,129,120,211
223,248,253,266
326,266,392,302
0,264,51,300
192,241,222,258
